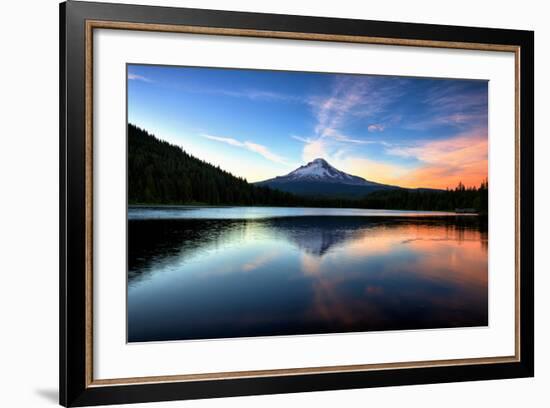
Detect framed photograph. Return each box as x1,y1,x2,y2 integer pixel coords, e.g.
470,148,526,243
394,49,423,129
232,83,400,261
60,1,534,406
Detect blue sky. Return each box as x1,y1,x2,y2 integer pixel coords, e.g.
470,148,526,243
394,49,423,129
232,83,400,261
128,64,488,188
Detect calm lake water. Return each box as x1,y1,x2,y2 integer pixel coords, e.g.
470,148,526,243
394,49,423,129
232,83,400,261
127,206,488,342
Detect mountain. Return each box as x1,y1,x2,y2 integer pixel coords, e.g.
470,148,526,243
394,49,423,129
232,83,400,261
255,158,401,199
275,158,374,186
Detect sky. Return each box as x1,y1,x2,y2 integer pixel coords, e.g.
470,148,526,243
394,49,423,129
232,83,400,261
127,64,488,189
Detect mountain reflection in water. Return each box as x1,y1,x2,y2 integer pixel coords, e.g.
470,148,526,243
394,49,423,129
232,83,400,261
128,214,488,342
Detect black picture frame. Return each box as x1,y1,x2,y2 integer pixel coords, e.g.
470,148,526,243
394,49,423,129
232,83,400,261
60,1,534,406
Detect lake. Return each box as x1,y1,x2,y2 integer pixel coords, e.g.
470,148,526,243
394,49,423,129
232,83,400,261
127,206,488,342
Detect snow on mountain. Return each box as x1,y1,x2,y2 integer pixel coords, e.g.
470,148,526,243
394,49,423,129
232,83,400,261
266,158,376,186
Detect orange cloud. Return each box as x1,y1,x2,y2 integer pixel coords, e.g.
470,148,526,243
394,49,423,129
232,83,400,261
393,131,488,189
340,131,488,189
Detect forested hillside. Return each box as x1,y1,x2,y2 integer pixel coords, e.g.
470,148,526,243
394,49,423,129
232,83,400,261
127,124,488,213
128,124,307,206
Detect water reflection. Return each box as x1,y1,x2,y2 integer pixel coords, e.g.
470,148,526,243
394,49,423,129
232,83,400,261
128,214,487,342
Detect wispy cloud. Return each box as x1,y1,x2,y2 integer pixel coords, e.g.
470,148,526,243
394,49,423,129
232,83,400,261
368,124,385,132
296,76,403,162
202,134,242,147
307,76,373,138
244,141,287,164
170,82,302,104
403,82,488,131
404,112,487,131
203,134,290,166
291,135,310,143
423,82,487,111
322,128,379,144
215,89,302,103
128,73,154,83
292,132,390,163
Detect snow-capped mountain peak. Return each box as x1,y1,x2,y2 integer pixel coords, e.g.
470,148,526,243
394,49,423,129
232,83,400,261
278,158,369,185
254,158,397,198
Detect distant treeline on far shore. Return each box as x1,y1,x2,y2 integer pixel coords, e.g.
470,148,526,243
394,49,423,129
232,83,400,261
128,124,488,213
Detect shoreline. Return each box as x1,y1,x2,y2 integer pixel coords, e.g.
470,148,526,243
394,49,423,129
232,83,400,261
128,204,482,217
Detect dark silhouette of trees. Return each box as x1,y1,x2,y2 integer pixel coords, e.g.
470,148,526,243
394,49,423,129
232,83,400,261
128,123,488,213
357,180,488,214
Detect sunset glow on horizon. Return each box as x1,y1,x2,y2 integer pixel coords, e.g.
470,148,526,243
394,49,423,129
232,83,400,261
128,64,488,189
